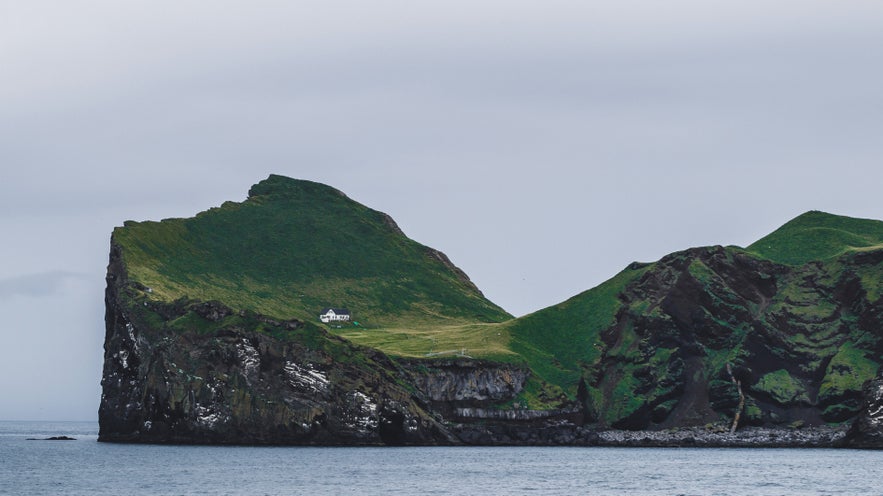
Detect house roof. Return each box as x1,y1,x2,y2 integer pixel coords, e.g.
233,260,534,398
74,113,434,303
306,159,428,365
320,307,350,315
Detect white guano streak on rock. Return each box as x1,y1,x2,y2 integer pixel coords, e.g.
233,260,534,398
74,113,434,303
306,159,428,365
868,384,883,426
195,405,227,428
348,391,379,432
124,321,140,352
114,350,129,369
284,361,329,393
236,339,260,376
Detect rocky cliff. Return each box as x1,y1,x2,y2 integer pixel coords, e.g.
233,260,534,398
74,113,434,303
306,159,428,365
502,211,883,438
842,375,883,448
100,234,536,445
100,178,883,446
582,245,883,430
100,242,452,444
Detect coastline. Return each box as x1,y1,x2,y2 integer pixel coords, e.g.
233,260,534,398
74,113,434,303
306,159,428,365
594,425,847,448
450,423,850,448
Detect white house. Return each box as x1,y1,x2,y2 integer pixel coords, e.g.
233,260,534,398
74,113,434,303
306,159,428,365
319,308,351,323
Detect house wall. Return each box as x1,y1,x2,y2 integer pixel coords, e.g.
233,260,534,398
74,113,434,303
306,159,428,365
320,312,350,323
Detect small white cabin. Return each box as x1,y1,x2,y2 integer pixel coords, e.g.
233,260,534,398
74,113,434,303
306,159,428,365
319,308,351,323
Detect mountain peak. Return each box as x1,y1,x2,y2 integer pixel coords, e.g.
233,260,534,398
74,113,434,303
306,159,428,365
748,210,883,265
112,175,510,326
247,174,347,200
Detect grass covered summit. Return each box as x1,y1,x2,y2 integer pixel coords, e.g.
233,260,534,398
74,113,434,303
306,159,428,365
112,175,510,328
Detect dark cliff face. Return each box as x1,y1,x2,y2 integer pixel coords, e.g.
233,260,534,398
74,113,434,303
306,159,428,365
100,241,537,445
101,241,453,445
582,246,883,430
843,375,883,448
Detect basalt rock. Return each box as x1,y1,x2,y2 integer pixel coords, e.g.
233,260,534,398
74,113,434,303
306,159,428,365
842,376,883,448
99,243,455,445
572,244,883,431
400,359,529,416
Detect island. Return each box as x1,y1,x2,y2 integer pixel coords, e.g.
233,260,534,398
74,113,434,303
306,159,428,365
99,175,883,447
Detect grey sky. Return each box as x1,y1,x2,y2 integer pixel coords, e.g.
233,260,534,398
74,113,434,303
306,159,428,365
3,0,883,421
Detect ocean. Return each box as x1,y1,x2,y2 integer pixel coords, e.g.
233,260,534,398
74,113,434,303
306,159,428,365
1,421,880,495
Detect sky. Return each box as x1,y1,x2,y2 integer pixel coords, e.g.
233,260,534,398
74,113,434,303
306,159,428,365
3,0,883,421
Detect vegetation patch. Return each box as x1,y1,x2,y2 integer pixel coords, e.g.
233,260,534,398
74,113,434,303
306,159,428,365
747,211,883,265
753,369,810,405
504,265,651,397
819,342,879,403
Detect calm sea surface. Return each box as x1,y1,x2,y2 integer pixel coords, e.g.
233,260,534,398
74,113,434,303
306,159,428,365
2,421,881,495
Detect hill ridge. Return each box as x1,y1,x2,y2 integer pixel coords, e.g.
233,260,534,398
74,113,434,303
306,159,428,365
747,210,883,265
112,174,511,328
101,176,883,446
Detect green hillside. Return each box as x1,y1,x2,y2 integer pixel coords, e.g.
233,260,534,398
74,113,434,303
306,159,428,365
502,210,883,392
113,175,511,328
747,210,883,265
502,265,652,393
497,211,883,427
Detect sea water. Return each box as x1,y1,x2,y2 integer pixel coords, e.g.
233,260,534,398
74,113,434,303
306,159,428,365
1,421,880,495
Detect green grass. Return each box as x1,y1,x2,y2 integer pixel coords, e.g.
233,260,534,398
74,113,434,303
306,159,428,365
502,264,651,394
747,211,883,265
819,341,879,402
604,364,645,423
754,369,810,405
115,175,511,329
854,254,883,302
331,322,517,361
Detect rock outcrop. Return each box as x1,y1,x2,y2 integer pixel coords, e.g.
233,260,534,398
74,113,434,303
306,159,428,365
507,243,883,434
100,242,455,445
401,359,528,413
842,375,883,448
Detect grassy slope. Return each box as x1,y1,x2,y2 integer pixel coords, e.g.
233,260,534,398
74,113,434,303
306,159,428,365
115,175,511,331
497,211,883,412
500,265,652,404
747,210,883,265
336,210,883,410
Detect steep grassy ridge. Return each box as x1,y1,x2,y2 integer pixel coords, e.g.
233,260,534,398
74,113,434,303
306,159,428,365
500,265,652,396
113,175,511,328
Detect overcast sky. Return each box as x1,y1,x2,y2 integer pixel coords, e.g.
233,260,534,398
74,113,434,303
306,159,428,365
3,0,883,421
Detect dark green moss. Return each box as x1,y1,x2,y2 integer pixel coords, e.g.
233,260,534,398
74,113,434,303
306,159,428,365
754,369,810,405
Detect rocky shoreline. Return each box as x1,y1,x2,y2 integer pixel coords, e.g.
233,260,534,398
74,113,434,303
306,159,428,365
451,423,849,448
594,425,847,448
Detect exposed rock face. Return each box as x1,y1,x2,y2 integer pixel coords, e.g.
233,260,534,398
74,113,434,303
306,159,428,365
100,242,456,445
582,245,883,431
402,359,529,414
101,241,541,445
842,376,883,448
